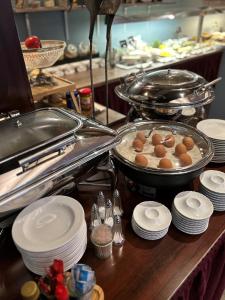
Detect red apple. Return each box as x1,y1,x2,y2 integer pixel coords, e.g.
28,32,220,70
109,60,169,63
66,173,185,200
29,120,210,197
25,36,42,49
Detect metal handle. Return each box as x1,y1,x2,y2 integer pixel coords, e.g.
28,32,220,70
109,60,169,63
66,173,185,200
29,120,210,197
203,77,222,89
19,135,76,172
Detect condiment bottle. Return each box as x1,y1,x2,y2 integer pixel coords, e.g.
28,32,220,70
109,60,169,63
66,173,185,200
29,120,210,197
79,88,93,117
20,281,40,300
104,199,113,228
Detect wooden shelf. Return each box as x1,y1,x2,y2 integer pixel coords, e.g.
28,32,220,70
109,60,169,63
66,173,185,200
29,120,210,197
14,5,84,13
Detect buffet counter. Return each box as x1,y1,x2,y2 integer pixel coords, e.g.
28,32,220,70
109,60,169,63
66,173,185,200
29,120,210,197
64,48,224,115
0,163,225,300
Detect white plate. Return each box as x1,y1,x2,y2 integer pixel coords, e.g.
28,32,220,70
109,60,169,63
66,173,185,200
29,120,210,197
23,242,87,275
199,185,225,198
17,221,87,258
173,191,213,220
131,217,169,234
131,219,168,236
172,213,208,229
197,119,225,140
133,201,172,231
173,220,208,235
200,170,225,193
12,196,85,252
132,223,168,240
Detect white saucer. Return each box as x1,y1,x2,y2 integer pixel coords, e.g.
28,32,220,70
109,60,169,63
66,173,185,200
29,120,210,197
133,201,172,231
200,170,225,194
173,191,213,220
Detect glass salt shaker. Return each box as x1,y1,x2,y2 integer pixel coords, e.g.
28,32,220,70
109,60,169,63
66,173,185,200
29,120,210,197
104,199,114,228
113,189,123,216
97,191,105,221
90,203,101,230
113,215,125,246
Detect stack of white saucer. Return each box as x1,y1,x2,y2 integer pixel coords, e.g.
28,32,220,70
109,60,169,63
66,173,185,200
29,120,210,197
197,119,225,163
172,191,214,235
131,201,172,240
199,170,225,212
12,196,87,275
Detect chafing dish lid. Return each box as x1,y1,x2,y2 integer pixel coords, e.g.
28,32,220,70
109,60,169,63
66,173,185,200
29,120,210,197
115,69,213,109
0,108,82,165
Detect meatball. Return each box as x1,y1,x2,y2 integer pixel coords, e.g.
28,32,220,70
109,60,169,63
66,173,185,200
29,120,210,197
179,153,192,167
135,154,148,167
132,139,144,152
175,143,187,156
182,136,194,150
158,158,173,169
164,134,175,148
154,145,166,158
152,133,163,146
136,131,147,144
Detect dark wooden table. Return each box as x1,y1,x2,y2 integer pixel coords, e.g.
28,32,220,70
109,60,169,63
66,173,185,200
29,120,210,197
0,164,225,300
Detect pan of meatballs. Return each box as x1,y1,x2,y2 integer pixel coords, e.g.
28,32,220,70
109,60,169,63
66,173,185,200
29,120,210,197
112,120,214,187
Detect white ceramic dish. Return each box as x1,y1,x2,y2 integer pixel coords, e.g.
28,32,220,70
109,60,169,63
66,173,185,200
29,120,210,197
173,191,213,220
200,170,225,193
12,196,85,252
133,201,172,232
197,119,225,140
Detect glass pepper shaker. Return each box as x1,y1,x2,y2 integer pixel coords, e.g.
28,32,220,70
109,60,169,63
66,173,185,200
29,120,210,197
104,199,114,228
90,203,101,230
97,191,105,221
113,189,123,216
113,215,125,246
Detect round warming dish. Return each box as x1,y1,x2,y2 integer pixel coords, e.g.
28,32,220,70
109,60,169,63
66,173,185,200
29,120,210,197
112,120,214,188
115,69,218,124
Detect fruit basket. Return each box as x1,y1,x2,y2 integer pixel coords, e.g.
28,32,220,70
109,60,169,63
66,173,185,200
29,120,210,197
21,40,66,86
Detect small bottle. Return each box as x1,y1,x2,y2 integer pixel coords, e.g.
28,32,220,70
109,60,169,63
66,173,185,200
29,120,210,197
97,191,105,221
66,91,75,110
104,199,114,228
79,87,93,117
90,203,101,230
113,189,123,216
20,281,40,300
113,215,125,246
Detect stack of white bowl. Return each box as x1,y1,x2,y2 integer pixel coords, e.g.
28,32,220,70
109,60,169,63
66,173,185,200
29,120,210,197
12,196,87,275
199,170,225,212
197,119,225,163
131,201,172,240
172,191,214,235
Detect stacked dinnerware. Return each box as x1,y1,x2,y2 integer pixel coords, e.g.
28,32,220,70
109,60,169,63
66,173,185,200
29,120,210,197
172,191,214,235
199,170,225,212
12,196,87,275
197,119,225,163
132,201,172,240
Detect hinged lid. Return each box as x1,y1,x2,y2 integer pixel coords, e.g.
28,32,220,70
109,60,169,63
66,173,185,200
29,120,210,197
0,108,82,168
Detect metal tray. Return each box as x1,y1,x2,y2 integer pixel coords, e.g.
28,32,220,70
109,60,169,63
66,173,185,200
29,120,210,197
0,108,82,169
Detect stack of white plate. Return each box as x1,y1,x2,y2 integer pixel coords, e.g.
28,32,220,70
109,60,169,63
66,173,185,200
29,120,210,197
131,201,172,240
197,119,225,163
199,170,225,212
172,191,214,235
12,196,87,275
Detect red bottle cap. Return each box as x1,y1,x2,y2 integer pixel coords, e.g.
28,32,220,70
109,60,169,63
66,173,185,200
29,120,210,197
79,88,92,95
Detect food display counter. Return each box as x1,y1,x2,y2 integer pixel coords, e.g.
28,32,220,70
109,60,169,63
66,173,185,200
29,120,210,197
0,164,225,300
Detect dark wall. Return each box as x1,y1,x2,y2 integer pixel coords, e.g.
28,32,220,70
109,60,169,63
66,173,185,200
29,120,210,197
0,0,33,113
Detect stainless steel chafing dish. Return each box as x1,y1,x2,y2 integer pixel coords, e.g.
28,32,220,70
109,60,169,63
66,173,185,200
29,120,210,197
112,120,214,188
0,108,119,221
115,69,221,125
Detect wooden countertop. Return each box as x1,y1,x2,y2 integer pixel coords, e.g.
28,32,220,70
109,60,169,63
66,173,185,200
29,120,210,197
64,48,224,89
0,163,225,300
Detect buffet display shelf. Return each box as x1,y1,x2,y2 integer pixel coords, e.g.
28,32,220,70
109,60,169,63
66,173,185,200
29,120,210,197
64,47,224,89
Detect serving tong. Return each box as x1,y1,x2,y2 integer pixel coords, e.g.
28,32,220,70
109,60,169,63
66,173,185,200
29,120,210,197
69,0,121,124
